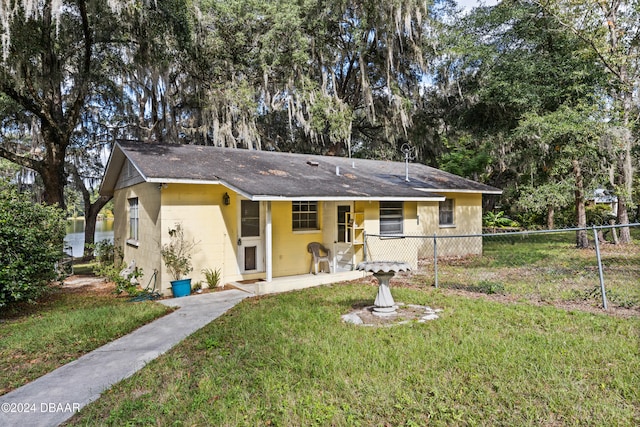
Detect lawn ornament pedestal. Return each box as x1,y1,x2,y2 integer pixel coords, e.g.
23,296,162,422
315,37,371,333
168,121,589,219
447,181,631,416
356,261,411,314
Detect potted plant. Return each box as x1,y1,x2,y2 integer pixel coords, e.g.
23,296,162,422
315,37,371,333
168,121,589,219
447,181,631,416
161,223,197,297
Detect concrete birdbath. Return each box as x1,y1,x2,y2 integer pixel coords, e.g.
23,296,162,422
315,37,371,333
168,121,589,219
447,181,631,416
356,261,411,315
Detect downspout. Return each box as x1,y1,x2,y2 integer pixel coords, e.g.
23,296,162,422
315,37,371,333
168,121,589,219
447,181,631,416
266,201,273,282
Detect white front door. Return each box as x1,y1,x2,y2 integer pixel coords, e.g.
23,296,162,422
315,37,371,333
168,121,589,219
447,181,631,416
238,200,264,273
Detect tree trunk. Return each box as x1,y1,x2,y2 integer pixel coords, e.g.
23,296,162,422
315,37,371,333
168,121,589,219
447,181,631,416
39,155,67,210
573,160,589,248
37,4,69,211
615,140,632,243
609,219,619,245
546,204,554,230
616,193,631,244
68,159,112,260
607,2,634,244
82,195,112,260
0,123,68,211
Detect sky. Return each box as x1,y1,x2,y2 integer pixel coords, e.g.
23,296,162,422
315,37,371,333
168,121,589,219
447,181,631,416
456,0,499,11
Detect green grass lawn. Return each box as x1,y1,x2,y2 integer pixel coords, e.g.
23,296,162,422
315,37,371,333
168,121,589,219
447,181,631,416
71,262,99,276
417,230,640,309
68,284,640,426
0,285,172,395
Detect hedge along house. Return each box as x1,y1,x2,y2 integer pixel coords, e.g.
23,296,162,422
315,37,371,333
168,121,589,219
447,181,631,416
100,142,502,295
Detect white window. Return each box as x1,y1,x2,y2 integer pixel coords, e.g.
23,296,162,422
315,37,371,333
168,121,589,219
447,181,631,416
337,205,352,243
380,201,403,235
292,201,318,230
241,200,260,237
439,199,454,226
129,198,139,242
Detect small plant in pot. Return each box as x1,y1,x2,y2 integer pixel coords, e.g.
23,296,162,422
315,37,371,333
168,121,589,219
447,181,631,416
161,223,197,297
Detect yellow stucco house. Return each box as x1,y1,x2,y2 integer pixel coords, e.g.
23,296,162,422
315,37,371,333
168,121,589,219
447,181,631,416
100,142,501,295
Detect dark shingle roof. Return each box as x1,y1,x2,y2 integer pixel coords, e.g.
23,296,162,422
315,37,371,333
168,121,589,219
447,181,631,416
101,142,501,200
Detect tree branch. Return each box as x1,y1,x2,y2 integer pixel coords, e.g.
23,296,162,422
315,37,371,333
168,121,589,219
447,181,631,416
0,82,49,124
67,0,92,134
0,144,42,172
530,0,624,83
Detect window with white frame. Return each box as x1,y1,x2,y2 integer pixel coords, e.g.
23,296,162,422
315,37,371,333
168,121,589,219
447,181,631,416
439,198,454,226
129,198,139,242
379,201,403,235
292,201,318,230
337,205,352,243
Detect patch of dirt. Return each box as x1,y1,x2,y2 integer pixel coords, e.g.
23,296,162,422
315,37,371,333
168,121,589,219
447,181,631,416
61,275,234,300
60,275,116,296
344,303,441,327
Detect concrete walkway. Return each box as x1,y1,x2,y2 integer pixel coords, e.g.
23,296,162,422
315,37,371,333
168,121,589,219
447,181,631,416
0,289,252,427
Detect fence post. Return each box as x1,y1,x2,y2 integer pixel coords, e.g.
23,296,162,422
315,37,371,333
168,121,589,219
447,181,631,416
433,233,438,288
363,231,367,262
592,226,608,310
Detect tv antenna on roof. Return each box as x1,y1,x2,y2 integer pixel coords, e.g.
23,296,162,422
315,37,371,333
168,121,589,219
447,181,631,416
401,143,416,182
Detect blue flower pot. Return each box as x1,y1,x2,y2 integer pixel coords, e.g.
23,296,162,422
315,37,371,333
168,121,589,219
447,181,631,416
170,279,192,298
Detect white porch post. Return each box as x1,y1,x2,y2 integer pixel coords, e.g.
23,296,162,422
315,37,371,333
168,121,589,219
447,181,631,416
265,201,273,282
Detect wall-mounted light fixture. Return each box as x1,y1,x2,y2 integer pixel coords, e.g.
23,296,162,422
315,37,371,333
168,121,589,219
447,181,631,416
223,192,231,206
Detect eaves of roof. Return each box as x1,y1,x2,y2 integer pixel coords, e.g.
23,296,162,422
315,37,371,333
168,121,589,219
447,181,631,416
100,141,502,201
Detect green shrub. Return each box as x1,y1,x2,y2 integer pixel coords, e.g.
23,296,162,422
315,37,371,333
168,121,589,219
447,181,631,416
483,211,519,230
586,204,615,226
91,239,120,266
93,263,144,297
202,267,222,289
0,186,66,307
91,240,142,297
476,280,505,295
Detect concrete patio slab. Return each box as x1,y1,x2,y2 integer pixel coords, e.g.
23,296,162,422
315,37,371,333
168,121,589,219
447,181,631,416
229,270,368,295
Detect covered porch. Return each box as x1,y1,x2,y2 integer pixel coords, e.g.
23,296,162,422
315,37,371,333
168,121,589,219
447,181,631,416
228,270,369,296
251,200,365,283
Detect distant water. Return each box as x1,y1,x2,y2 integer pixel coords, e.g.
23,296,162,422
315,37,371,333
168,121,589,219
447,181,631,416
64,218,114,257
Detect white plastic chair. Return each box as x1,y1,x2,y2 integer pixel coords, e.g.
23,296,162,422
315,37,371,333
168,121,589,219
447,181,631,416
307,242,332,274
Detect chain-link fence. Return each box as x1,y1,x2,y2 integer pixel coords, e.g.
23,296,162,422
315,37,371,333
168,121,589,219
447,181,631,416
364,224,640,311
